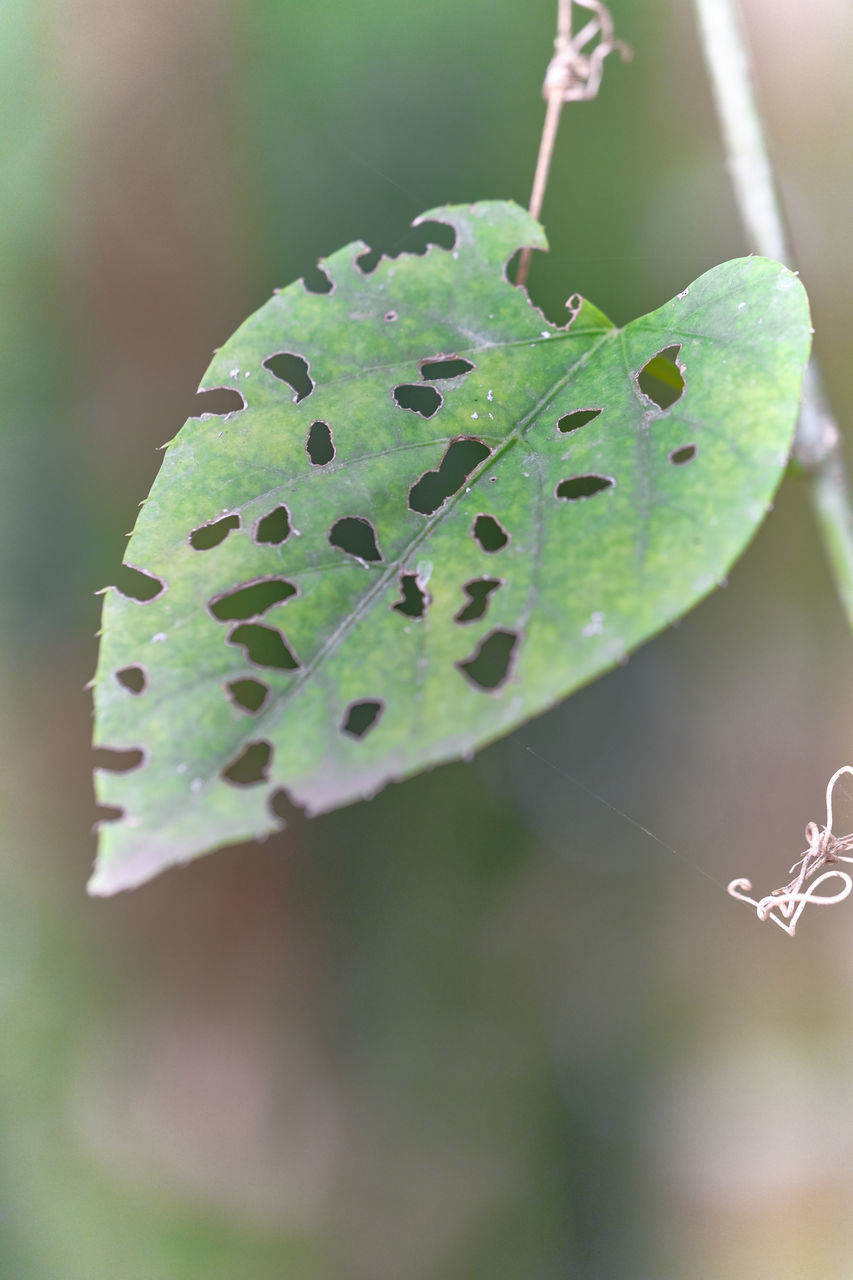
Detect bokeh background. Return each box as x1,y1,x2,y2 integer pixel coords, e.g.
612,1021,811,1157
3,0,853,1275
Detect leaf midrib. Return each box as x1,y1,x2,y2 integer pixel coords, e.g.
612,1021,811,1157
250,325,618,735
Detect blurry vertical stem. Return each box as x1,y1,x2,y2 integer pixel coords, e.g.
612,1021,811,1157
692,0,853,632
516,1,630,287
516,1,573,287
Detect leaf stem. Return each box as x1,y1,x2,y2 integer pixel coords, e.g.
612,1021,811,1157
516,94,566,289
517,1,572,288
517,1,631,287
692,0,853,632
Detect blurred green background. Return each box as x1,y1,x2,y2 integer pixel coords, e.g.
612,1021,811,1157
3,1,853,1276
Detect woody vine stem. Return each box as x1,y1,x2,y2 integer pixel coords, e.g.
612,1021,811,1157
690,0,853,633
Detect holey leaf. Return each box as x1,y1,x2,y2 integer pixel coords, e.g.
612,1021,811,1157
90,201,810,894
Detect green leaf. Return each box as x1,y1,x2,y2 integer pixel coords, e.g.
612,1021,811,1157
90,200,810,894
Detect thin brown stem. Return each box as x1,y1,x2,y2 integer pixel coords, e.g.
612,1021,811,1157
517,0,573,288
516,89,565,287
516,1,630,288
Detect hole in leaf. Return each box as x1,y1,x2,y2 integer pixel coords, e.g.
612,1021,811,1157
420,357,474,381
505,248,525,286
194,387,245,416
393,384,442,418
226,678,269,714
356,219,456,273
556,474,614,501
455,578,501,624
269,787,307,824
254,505,291,545
637,345,685,410
405,219,456,253
565,293,583,321
409,439,492,516
93,747,144,773
558,408,602,434
329,516,382,562
306,420,335,466
228,624,300,670
392,572,429,618
115,666,146,694
472,513,509,552
457,629,518,691
263,352,314,402
210,577,297,622
503,249,571,325
341,699,384,738
302,263,333,294
95,804,124,825
114,564,165,601
384,311,397,322
222,740,272,786
356,247,383,274
190,513,240,550
670,443,697,465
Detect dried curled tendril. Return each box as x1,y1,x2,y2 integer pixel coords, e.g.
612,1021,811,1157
728,766,853,937
543,1,632,104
